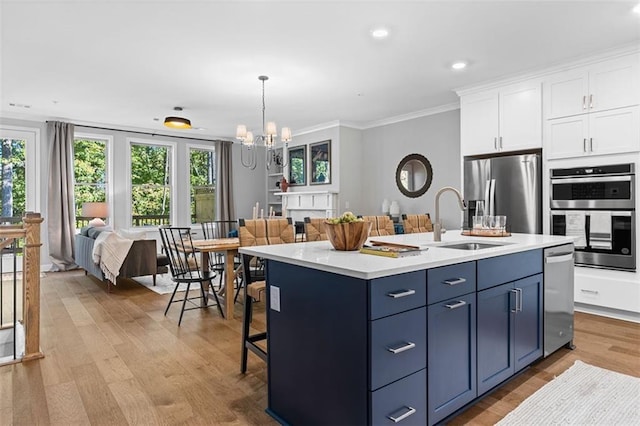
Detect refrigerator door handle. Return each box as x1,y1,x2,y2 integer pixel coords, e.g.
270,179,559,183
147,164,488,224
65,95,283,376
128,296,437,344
489,179,496,215
484,179,491,211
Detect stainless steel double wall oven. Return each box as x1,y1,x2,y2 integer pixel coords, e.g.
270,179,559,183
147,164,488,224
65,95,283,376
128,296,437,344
550,163,635,271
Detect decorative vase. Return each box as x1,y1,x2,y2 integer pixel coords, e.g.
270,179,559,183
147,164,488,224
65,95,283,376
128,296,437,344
280,176,289,192
389,200,400,218
382,199,390,214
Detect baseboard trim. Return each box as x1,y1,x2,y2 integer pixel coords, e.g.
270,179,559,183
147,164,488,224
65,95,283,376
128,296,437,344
575,303,640,323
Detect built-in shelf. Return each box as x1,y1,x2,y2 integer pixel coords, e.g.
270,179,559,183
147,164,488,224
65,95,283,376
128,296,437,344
268,173,283,177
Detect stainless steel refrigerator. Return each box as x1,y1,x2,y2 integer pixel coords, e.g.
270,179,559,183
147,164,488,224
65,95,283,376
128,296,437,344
463,152,542,234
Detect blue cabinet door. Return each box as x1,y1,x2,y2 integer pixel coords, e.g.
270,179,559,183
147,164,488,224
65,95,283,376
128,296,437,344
427,292,477,425
514,273,543,372
477,282,515,395
477,275,543,395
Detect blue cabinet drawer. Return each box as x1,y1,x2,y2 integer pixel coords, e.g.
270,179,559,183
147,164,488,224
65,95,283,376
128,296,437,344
370,307,427,391
427,261,476,304
370,271,427,320
370,369,427,425
477,249,543,291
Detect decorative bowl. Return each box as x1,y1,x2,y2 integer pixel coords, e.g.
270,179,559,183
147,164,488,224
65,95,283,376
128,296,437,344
324,220,372,251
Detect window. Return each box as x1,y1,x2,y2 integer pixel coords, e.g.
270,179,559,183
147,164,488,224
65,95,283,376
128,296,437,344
130,142,172,227
0,138,26,221
189,146,216,224
74,136,108,227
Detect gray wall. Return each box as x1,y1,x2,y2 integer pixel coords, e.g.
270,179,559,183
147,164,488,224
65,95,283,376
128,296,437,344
360,109,462,229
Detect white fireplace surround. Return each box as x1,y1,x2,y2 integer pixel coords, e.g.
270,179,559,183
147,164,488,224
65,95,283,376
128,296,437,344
277,191,338,222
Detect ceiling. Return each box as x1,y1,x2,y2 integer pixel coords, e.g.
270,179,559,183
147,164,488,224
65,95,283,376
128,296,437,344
1,0,639,140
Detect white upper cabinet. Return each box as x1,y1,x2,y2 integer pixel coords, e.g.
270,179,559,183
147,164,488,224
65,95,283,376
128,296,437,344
544,52,640,159
545,53,640,119
461,79,542,156
545,106,640,159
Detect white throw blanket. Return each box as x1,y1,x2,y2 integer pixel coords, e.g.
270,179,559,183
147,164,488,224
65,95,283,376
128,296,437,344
92,232,134,284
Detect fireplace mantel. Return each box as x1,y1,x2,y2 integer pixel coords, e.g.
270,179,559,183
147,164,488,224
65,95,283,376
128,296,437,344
277,191,338,222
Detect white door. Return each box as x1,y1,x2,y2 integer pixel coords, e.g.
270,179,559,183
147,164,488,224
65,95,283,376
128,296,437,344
461,92,499,156
545,69,589,119
589,106,640,156
499,81,542,152
589,54,640,113
545,115,589,160
0,126,40,272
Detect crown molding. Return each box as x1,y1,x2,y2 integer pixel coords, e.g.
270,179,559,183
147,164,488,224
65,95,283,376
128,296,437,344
360,102,460,129
456,42,640,96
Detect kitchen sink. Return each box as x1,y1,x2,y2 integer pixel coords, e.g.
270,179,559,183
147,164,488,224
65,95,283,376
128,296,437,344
436,241,512,250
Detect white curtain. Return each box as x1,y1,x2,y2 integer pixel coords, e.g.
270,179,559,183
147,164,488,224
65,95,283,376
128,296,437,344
47,121,77,271
215,140,235,221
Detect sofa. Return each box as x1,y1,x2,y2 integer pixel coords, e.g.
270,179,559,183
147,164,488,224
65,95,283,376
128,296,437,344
75,227,168,289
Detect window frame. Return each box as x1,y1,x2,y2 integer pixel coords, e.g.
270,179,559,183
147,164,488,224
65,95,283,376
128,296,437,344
127,137,176,229
187,142,217,225
73,132,113,226
0,125,41,214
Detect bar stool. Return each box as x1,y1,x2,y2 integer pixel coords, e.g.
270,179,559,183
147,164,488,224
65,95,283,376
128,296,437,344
361,215,396,236
238,217,295,373
304,217,328,241
402,213,433,234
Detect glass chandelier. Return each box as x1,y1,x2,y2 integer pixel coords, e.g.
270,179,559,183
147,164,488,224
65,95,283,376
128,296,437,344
236,75,292,170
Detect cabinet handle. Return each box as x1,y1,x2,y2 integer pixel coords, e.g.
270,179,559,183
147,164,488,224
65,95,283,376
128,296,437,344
445,300,466,310
494,137,498,150
443,277,466,286
589,94,593,109
517,288,523,312
589,137,593,152
499,136,503,149
580,289,599,295
583,138,588,153
387,341,416,354
387,406,417,423
582,95,586,110
510,289,518,313
387,289,416,299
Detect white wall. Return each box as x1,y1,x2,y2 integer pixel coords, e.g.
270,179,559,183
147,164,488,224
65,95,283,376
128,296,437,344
361,109,463,229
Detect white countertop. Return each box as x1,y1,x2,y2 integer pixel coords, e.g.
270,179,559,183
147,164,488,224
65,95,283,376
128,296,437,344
239,231,575,279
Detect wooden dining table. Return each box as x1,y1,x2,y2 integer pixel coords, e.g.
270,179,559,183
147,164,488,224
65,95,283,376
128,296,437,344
190,237,240,321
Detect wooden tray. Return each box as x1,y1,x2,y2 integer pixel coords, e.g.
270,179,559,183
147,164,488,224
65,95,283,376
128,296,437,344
461,229,511,237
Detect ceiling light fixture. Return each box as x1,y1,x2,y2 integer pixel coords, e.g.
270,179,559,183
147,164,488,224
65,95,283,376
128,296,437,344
236,75,291,170
371,27,389,39
451,61,468,70
164,107,192,129
633,3,640,14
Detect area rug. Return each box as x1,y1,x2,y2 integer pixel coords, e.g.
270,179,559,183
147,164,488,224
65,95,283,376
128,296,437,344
132,274,189,295
497,360,640,425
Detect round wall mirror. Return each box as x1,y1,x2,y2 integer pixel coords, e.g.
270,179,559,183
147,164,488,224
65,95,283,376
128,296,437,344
395,153,433,198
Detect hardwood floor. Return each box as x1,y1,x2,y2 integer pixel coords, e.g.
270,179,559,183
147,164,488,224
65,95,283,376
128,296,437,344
1,270,639,425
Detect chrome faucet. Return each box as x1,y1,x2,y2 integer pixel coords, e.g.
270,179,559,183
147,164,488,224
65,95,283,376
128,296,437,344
434,187,466,242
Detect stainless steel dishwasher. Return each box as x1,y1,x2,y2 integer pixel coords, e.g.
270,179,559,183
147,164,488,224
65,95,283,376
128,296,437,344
544,243,576,357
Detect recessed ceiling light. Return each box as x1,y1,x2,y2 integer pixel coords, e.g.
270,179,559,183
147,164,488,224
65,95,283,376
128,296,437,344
371,27,389,40
633,3,640,14
451,61,467,70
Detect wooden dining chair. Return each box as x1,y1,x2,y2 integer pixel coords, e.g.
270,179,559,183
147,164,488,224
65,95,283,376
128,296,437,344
402,213,433,234
304,217,328,241
361,215,396,236
238,217,294,373
158,226,224,325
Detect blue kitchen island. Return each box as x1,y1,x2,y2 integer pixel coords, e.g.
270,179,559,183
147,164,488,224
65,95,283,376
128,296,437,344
240,232,574,425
